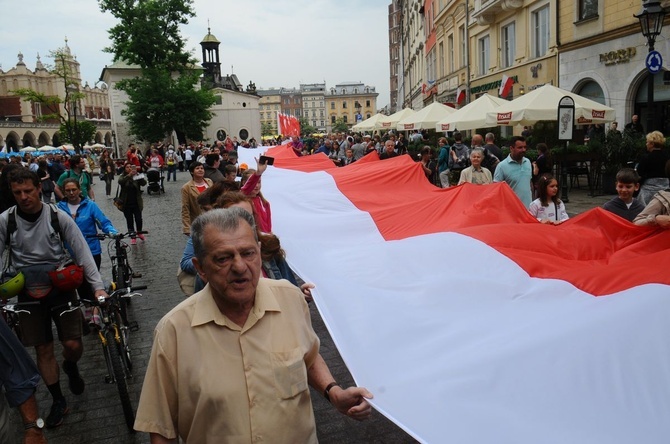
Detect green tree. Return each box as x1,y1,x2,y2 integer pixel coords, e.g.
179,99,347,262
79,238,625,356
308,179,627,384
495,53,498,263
99,0,215,142
59,120,97,148
331,117,348,133
299,118,317,136
12,49,90,151
261,122,275,137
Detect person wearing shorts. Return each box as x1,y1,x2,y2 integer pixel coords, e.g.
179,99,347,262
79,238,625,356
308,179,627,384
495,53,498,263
0,168,107,429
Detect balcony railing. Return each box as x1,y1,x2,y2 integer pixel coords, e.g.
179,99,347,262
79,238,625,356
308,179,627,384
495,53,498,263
472,0,523,25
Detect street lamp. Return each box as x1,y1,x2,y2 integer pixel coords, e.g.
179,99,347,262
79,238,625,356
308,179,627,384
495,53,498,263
635,1,666,132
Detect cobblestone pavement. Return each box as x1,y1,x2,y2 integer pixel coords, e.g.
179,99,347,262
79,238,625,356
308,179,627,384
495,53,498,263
21,171,613,443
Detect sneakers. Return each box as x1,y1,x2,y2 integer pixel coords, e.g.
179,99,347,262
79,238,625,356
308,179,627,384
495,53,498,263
62,361,85,395
137,233,146,241
131,238,137,245
46,398,69,428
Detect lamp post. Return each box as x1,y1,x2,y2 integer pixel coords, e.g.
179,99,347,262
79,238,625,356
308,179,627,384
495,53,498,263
635,1,666,133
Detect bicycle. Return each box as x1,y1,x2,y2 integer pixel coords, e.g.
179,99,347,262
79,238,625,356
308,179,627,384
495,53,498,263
58,284,147,430
0,299,39,340
93,231,146,328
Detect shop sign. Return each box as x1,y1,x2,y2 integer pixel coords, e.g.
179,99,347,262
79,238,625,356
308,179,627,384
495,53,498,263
470,75,518,95
599,48,636,66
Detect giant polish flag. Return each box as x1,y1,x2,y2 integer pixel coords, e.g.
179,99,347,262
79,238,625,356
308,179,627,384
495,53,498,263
239,147,670,444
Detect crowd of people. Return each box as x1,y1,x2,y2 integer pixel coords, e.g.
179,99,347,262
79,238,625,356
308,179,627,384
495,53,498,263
0,123,669,441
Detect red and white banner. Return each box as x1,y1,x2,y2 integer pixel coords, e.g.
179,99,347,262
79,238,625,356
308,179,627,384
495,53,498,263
239,147,670,444
277,112,300,137
456,87,466,105
499,74,514,98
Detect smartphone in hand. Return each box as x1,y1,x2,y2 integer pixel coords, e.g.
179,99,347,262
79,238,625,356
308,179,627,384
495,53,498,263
259,155,275,165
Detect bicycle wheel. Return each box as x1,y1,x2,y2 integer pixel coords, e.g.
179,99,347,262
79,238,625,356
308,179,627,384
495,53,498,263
113,264,131,324
105,329,135,430
115,311,133,374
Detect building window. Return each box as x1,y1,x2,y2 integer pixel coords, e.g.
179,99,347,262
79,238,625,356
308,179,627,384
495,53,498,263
331,115,336,123
426,48,436,85
366,113,371,119
579,0,598,21
343,102,347,109
320,110,324,117
331,102,335,109
366,100,370,107
438,42,445,77
448,34,454,73
501,22,515,68
478,35,490,75
343,115,348,123
459,26,466,68
577,80,605,105
532,5,550,58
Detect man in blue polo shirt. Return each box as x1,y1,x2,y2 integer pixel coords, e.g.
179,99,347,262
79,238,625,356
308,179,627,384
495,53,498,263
493,136,532,208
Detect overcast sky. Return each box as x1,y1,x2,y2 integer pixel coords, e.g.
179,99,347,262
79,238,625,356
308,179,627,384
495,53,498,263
0,0,391,107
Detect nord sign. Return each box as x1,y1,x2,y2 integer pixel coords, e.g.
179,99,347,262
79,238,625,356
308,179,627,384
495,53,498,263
599,48,636,66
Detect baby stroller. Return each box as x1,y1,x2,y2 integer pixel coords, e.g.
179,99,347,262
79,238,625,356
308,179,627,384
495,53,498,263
146,168,165,195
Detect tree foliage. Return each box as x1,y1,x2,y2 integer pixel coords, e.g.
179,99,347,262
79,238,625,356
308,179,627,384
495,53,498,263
99,0,215,142
331,117,348,133
298,118,317,136
261,122,275,137
59,120,97,147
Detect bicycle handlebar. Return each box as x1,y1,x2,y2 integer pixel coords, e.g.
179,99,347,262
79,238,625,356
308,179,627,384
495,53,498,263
1,301,40,315
88,231,149,240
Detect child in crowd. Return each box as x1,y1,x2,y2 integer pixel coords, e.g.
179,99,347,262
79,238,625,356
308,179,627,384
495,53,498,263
529,174,569,224
240,157,272,233
602,168,645,222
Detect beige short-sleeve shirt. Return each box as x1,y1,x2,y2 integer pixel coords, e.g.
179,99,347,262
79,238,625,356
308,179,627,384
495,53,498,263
134,279,320,443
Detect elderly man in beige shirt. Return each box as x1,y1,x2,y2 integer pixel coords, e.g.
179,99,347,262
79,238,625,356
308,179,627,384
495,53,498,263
134,207,373,443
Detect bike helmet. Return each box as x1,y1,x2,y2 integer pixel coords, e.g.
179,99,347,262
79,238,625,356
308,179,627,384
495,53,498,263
48,263,84,292
0,272,25,299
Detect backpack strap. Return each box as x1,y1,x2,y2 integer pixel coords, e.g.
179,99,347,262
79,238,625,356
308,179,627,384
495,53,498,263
5,207,16,247
48,204,62,239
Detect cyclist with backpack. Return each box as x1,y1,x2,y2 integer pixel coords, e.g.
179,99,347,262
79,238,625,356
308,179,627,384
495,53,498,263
54,155,95,202
0,168,107,428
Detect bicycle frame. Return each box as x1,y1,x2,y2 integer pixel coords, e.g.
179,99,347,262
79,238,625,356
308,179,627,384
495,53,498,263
58,285,146,430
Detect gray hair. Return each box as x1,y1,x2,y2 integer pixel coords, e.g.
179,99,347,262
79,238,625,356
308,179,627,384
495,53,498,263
485,132,495,142
470,147,485,157
191,207,258,262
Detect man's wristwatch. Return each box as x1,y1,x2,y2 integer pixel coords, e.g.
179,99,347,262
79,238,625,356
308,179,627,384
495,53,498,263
24,418,45,430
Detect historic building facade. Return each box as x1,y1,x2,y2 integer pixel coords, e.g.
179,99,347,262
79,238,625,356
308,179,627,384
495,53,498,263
101,28,260,155
0,42,112,151
257,89,282,135
399,0,426,110
432,0,469,106
469,0,557,105
300,83,327,133
558,0,670,133
326,82,379,130
389,0,402,113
